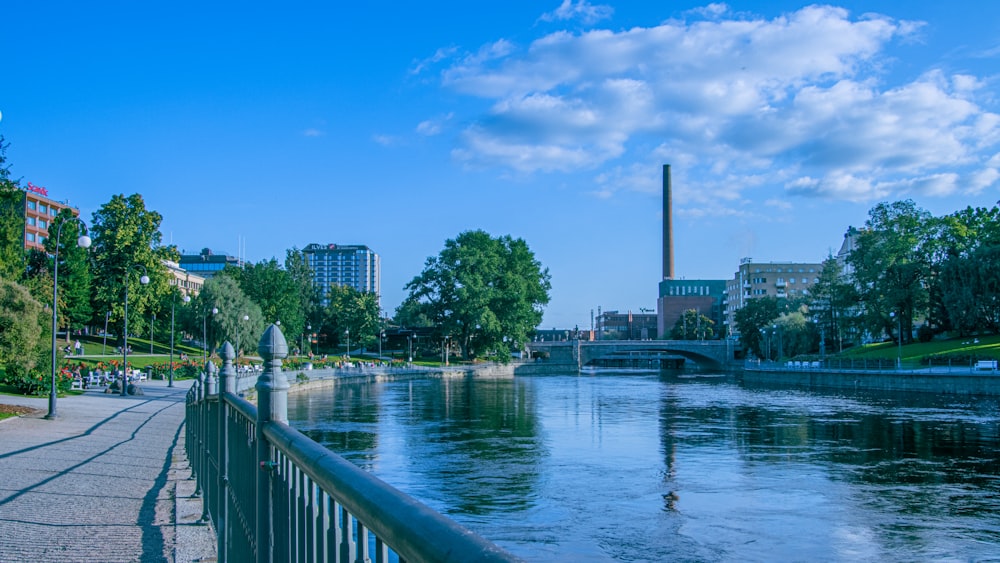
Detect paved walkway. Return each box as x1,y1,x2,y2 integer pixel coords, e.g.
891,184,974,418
0,379,217,562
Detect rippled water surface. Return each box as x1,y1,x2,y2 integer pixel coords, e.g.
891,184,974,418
287,372,1000,561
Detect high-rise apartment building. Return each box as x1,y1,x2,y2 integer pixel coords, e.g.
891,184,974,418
303,243,380,305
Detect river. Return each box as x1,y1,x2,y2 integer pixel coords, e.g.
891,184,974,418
286,371,1000,562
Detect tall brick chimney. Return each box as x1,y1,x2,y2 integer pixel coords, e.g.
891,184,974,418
663,164,674,280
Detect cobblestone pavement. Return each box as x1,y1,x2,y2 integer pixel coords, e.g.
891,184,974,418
0,380,217,562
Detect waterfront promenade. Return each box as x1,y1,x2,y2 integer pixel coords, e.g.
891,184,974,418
0,379,217,562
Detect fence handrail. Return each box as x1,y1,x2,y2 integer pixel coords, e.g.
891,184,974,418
186,326,520,563
263,419,516,562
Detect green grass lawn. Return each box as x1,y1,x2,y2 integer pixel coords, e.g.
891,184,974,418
835,333,1000,365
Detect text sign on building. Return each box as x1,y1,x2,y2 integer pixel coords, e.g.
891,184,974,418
24,182,49,197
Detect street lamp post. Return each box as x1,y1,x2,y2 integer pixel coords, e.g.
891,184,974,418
149,313,156,354
890,311,901,368
122,265,150,397
773,324,783,363
235,314,249,360
102,311,110,355
378,330,384,362
203,306,218,364
345,328,350,358
46,217,91,420
169,294,191,387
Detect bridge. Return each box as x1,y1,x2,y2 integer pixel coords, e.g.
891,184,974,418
524,340,738,371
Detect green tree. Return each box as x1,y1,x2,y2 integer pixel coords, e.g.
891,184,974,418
734,296,781,358
319,285,381,352
669,309,715,340
809,255,859,352
404,230,550,361
0,276,51,394
191,275,265,355
848,200,934,344
0,136,25,279
44,209,93,340
285,247,321,349
225,258,305,344
89,194,174,345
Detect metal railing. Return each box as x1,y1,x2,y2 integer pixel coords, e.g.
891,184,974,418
186,325,520,563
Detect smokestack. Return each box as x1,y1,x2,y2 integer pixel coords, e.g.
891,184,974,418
663,164,674,280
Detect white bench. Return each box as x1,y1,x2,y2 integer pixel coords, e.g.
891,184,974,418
976,360,997,370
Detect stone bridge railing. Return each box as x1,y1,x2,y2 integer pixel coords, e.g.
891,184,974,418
524,340,736,371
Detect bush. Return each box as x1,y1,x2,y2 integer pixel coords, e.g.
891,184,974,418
917,324,935,343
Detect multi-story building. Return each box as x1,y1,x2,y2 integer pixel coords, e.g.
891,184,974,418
179,248,240,278
657,279,727,339
596,310,658,340
164,260,205,297
724,258,824,337
13,182,81,251
302,243,380,306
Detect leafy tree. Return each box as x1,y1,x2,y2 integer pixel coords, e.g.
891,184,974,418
939,245,1000,335
848,200,934,344
0,136,25,279
774,308,815,358
319,285,381,351
669,309,714,340
0,276,51,394
809,255,859,352
394,296,435,328
404,230,551,361
224,258,305,344
285,247,322,348
89,194,174,344
190,275,265,355
43,209,93,340
734,296,781,358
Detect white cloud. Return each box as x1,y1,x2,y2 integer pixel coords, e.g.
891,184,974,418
539,1,613,25
434,4,1000,204
302,128,324,137
372,134,400,147
416,113,453,137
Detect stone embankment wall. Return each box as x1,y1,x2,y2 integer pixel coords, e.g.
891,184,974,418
742,367,1000,396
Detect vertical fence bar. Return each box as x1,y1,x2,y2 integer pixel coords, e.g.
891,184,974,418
202,361,217,523
256,324,289,563
218,342,236,563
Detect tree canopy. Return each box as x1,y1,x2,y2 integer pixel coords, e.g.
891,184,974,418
404,230,550,361
89,194,175,343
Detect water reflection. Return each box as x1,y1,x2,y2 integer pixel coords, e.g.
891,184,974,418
288,373,1000,562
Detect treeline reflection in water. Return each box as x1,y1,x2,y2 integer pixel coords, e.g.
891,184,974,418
287,372,1000,562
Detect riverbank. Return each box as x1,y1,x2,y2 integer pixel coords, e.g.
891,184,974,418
742,363,1000,396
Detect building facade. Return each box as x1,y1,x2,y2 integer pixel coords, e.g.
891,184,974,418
179,248,240,278
657,279,727,339
164,260,205,297
14,182,81,251
724,258,824,337
596,310,658,340
302,243,380,305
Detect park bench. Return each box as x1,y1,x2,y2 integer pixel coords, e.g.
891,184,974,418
975,360,997,371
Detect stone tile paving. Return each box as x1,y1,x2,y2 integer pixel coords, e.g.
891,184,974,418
0,380,217,562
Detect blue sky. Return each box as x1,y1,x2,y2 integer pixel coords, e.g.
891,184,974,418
3,1,998,330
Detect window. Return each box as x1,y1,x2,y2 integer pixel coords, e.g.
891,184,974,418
39,204,48,214
28,201,37,210
39,219,48,229
26,217,36,226
26,233,35,242
50,208,57,216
